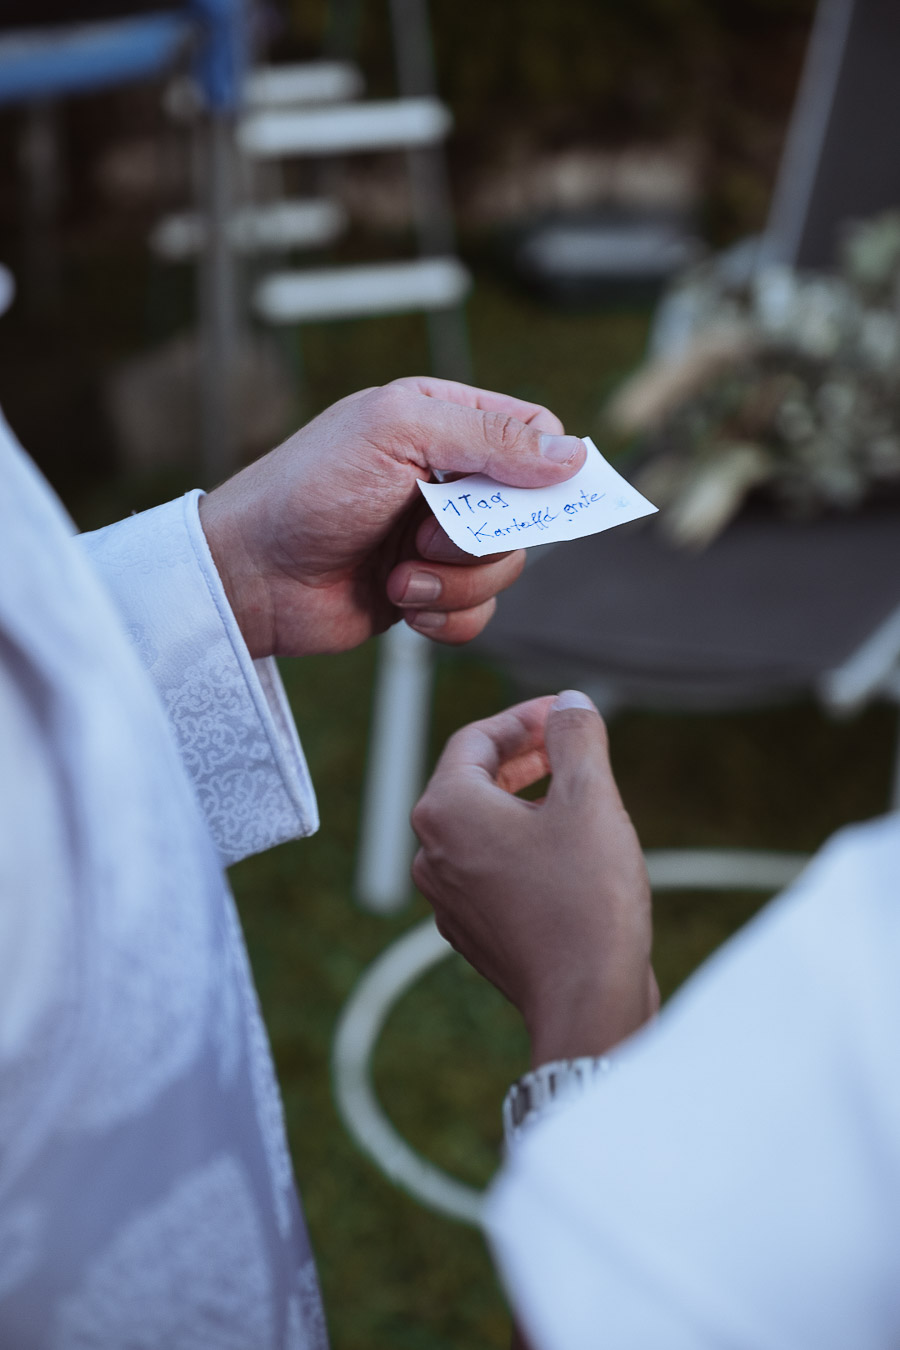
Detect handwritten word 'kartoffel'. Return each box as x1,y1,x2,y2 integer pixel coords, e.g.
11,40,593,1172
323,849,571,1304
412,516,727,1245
417,437,656,557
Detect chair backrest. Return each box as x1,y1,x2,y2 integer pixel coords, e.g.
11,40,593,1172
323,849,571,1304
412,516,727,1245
764,0,900,269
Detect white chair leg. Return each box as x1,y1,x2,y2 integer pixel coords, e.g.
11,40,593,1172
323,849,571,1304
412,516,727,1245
356,622,435,912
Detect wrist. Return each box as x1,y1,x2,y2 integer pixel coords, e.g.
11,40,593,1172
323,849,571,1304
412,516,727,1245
198,492,275,660
525,969,655,1069
528,1015,623,1069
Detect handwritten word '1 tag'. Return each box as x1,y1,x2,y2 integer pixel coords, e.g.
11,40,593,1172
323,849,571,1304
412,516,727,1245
417,436,657,557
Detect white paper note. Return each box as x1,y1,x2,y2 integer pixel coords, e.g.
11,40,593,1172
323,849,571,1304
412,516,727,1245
417,436,657,557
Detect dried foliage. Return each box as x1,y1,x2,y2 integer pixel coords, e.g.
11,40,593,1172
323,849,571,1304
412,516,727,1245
609,211,900,547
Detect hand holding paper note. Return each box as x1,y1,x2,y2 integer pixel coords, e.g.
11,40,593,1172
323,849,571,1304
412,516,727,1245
418,437,656,557
199,376,587,655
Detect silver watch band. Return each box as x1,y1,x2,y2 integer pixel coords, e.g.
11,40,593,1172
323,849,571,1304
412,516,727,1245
502,1055,612,1149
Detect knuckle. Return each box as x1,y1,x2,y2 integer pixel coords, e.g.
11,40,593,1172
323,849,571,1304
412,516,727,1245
410,800,427,839
387,375,419,393
487,411,526,455
365,383,408,426
410,795,436,842
410,849,428,890
433,913,456,946
558,757,604,804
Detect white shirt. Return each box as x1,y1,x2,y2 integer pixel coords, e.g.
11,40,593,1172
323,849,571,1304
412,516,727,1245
487,814,900,1349
0,409,327,1349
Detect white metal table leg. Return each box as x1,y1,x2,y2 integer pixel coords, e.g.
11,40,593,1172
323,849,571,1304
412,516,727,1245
356,622,435,912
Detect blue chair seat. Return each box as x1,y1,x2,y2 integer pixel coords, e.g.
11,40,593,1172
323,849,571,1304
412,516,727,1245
0,13,194,106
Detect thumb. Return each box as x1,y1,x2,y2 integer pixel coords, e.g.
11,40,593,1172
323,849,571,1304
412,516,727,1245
544,689,617,811
419,402,586,487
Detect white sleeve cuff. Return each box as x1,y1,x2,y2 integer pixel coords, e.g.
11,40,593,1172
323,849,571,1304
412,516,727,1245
79,490,319,866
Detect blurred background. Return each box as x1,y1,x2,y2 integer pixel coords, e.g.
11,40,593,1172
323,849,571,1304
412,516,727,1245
3,1,900,1345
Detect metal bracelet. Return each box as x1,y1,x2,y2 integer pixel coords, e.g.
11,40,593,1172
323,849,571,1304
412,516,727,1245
502,1055,612,1150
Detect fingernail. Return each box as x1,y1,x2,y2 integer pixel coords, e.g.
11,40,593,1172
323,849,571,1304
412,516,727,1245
401,572,442,605
540,434,584,464
553,689,595,711
407,611,446,633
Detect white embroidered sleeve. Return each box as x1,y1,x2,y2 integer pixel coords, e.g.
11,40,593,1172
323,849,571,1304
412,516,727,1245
79,491,319,866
